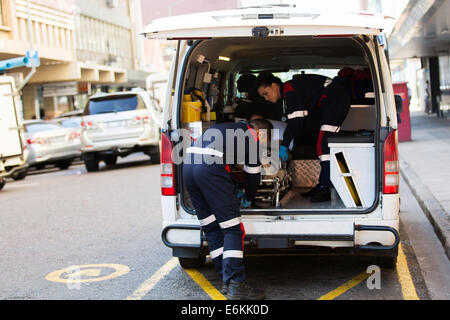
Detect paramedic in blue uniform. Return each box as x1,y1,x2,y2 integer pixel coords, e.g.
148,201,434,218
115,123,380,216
183,118,272,300
256,71,352,202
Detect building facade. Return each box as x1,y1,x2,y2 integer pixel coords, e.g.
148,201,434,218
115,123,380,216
0,0,149,120
387,0,449,116
140,0,239,72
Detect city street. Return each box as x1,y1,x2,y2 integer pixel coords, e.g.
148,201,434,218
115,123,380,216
0,152,446,301
1,0,449,312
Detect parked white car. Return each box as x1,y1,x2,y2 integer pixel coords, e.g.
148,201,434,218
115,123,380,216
144,6,402,269
23,120,81,170
54,111,83,152
80,89,162,172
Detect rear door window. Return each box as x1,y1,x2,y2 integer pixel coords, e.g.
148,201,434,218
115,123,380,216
25,123,62,133
84,94,145,115
60,118,81,128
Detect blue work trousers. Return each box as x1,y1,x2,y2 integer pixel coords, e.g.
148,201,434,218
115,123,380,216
183,163,245,285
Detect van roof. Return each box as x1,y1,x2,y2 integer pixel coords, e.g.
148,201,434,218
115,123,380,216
142,7,385,39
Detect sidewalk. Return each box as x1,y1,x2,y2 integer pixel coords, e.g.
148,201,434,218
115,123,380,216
399,111,450,260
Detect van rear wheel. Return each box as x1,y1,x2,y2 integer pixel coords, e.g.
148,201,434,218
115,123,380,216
150,150,160,164
12,169,27,180
147,145,160,164
376,256,397,269
178,255,206,269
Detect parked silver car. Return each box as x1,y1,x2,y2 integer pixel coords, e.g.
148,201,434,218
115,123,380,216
23,120,81,170
54,112,83,145
80,89,162,172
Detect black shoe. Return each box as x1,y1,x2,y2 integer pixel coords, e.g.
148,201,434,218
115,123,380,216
310,186,331,202
226,280,265,300
301,184,319,197
221,282,228,295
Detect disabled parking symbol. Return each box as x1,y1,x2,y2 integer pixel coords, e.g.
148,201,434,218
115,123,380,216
46,264,130,288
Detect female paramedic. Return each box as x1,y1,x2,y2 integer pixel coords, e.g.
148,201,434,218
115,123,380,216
183,118,272,300
256,72,352,203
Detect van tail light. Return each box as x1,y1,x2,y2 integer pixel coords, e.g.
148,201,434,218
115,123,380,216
383,130,399,194
27,137,47,144
160,132,176,196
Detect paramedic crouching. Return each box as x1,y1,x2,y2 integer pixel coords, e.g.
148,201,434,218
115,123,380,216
256,72,351,202
183,119,273,300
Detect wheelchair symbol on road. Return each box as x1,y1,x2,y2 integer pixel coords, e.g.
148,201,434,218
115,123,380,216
46,264,130,285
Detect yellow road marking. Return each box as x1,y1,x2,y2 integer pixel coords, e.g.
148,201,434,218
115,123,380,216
76,268,102,277
46,264,130,283
126,257,178,300
184,268,227,300
317,271,371,300
397,243,420,300
126,243,418,300
318,243,420,300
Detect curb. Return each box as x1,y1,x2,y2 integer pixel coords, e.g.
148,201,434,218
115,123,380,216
399,158,450,261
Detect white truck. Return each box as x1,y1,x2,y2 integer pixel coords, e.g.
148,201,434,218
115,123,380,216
143,6,402,269
0,76,28,191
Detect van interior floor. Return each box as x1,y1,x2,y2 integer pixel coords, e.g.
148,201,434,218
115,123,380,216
278,187,346,210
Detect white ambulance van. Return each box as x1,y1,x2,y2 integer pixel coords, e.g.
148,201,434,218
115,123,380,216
143,6,402,269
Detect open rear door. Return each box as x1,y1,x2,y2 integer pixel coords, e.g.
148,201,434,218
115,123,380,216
0,78,23,159
142,7,385,39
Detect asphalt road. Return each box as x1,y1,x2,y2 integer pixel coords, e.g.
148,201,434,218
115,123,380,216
0,153,439,301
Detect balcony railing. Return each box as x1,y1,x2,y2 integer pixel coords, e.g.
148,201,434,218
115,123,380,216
13,0,75,61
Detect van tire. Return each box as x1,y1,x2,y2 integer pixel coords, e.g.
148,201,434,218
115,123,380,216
376,256,397,269
178,255,206,269
146,145,160,164
150,150,160,164
85,159,99,172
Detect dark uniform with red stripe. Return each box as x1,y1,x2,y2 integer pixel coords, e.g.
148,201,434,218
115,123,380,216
281,74,352,188
183,121,261,285
315,77,352,187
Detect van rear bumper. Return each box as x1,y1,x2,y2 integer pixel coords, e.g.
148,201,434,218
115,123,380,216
161,220,399,257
